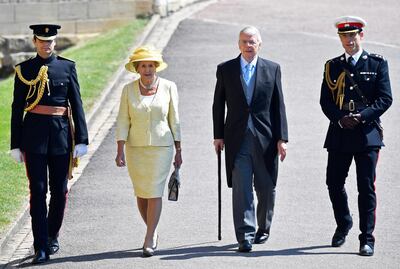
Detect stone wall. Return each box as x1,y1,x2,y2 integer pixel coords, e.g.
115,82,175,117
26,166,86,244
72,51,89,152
0,0,201,77
0,0,146,35
154,0,199,16
0,0,200,35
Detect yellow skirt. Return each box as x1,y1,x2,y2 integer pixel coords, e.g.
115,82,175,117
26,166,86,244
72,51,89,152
125,145,173,198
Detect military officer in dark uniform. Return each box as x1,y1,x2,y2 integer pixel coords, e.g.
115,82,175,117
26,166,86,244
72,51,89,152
10,24,89,264
320,16,392,256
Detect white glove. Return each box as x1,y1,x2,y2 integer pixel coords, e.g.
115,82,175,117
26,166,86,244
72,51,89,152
10,148,24,163
73,144,88,158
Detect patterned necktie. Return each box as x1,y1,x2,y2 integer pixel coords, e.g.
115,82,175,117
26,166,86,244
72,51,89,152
348,56,355,66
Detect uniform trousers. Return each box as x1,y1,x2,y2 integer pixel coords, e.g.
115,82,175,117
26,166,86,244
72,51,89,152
326,149,379,246
24,152,69,251
231,130,277,243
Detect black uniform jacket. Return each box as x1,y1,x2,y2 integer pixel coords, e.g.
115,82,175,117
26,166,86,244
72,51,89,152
213,55,288,187
11,54,89,155
320,50,392,152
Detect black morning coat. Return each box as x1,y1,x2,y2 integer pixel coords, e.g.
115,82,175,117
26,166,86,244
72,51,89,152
213,55,289,187
11,54,89,155
320,50,392,152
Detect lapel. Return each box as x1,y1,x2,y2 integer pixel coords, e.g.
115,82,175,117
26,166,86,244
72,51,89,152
233,55,248,104
251,57,267,106
133,80,141,106
354,50,368,70
339,53,346,65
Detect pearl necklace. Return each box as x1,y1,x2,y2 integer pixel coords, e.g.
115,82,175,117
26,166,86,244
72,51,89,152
140,76,159,90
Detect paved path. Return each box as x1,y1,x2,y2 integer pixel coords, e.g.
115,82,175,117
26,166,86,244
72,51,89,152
2,0,400,268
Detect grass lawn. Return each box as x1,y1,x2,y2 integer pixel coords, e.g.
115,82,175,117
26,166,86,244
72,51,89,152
0,18,148,235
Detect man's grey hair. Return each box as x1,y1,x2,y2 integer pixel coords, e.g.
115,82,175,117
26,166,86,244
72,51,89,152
239,26,262,43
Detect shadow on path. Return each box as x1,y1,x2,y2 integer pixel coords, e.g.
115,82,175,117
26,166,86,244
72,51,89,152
159,243,356,260
7,242,357,267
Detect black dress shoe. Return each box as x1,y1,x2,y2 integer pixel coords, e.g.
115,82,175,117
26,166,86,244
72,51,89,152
331,231,347,247
331,223,352,247
254,230,269,244
47,237,60,255
238,240,252,252
32,250,49,264
359,244,374,256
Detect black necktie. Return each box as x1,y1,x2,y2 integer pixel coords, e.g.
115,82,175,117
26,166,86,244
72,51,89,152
348,56,355,66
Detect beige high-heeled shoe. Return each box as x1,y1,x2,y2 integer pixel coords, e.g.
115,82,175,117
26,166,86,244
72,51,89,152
142,247,154,257
142,234,159,257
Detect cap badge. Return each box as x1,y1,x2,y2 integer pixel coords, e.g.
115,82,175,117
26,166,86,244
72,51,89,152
45,27,49,33
344,23,349,27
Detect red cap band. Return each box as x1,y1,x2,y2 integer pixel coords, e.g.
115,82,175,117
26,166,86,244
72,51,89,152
337,22,364,29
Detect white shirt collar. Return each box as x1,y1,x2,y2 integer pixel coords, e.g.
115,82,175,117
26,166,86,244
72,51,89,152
345,49,363,64
240,55,258,70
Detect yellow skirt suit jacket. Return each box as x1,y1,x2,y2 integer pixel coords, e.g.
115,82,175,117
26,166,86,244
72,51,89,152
116,77,181,198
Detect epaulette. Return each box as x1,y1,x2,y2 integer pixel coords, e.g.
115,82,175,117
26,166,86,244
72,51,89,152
368,53,385,61
327,55,343,65
57,55,75,63
14,56,34,67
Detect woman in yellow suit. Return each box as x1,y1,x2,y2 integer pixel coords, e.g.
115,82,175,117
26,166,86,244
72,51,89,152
115,46,182,257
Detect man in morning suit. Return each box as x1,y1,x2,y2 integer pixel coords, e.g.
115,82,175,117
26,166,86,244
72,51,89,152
213,26,288,252
320,16,392,256
10,24,89,264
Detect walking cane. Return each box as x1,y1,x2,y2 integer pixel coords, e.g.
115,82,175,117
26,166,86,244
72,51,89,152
217,150,222,240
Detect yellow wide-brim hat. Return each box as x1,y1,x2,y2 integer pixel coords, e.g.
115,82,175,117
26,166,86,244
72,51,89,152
125,46,168,73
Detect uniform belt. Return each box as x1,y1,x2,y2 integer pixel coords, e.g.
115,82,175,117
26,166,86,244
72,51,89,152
29,105,68,116
342,101,366,112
